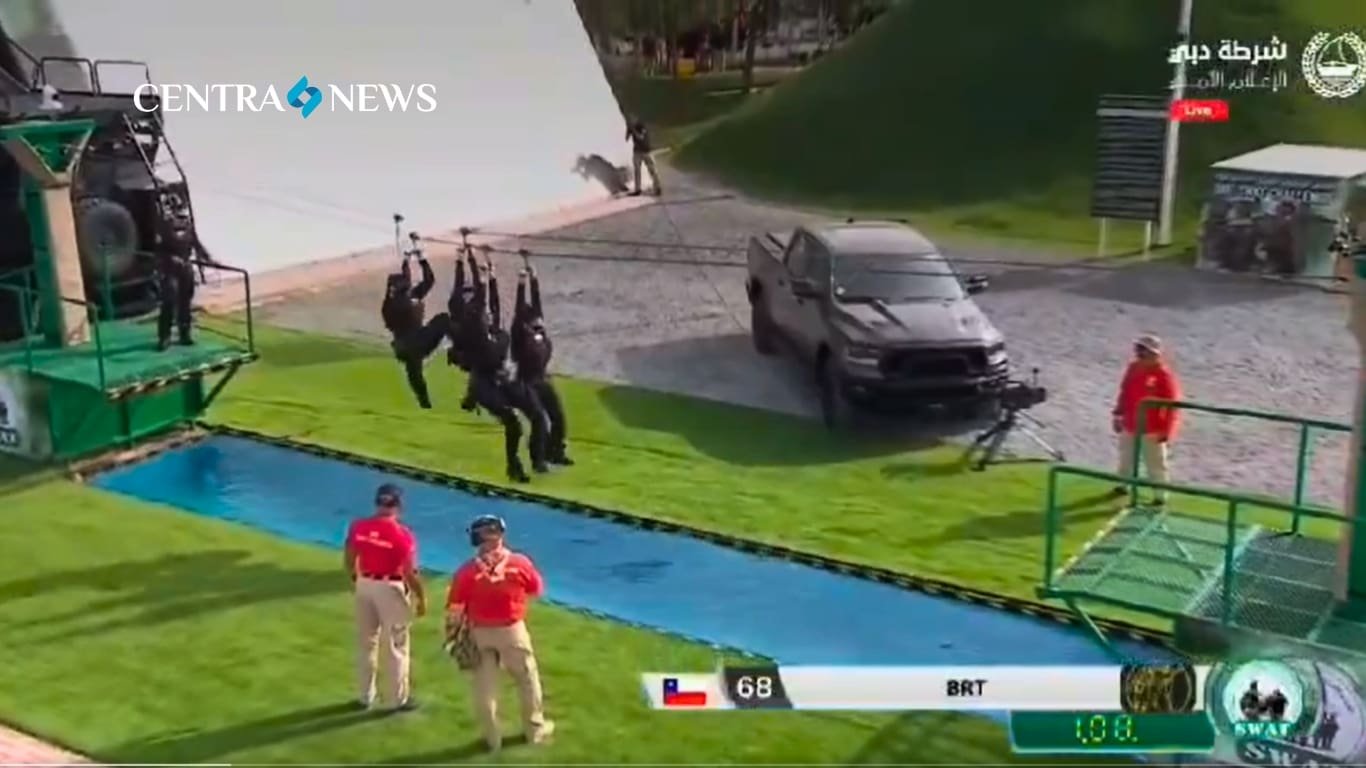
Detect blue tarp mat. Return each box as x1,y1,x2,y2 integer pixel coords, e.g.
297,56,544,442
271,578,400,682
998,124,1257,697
94,436,1169,667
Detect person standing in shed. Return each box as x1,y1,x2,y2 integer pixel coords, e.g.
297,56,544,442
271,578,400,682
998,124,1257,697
344,483,426,711
446,514,553,752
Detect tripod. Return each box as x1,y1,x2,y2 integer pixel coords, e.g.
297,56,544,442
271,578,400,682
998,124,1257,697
966,406,1065,471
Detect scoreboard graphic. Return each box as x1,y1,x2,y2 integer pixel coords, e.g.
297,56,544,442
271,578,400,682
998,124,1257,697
640,657,1366,760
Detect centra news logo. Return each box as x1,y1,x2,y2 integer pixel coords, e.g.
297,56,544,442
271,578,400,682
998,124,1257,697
133,76,438,118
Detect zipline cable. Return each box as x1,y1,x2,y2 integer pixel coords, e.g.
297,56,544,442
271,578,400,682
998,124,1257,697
185,180,1350,290
455,228,1349,286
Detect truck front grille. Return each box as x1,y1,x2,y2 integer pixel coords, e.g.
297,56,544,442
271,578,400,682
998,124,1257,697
881,347,989,378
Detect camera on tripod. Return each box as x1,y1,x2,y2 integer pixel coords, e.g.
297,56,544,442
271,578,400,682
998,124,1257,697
966,367,1062,471
999,368,1048,412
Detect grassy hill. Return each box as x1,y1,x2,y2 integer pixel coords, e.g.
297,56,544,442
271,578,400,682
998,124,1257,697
675,0,1366,246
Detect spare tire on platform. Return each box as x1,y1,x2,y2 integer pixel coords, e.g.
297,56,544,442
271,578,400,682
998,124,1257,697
74,196,139,280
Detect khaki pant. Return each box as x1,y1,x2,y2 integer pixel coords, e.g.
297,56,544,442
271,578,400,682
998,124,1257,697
469,620,549,748
632,151,660,193
1117,431,1170,499
355,577,413,706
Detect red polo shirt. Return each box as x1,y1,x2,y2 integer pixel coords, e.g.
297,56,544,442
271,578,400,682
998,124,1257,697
447,550,544,626
347,515,416,578
1114,360,1183,439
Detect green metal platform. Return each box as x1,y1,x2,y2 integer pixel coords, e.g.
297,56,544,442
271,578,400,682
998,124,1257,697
1050,505,1262,619
0,319,254,399
0,265,255,460
1039,400,1366,661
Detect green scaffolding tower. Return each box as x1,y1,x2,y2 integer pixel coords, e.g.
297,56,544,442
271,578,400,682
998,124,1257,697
0,118,257,460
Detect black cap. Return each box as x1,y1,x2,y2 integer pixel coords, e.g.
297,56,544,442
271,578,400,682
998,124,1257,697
375,483,403,506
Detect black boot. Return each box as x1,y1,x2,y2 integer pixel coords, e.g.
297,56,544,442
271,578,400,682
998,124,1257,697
507,460,530,483
549,451,574,466
157,337,172,352
178,334,195,346
532,460,550,474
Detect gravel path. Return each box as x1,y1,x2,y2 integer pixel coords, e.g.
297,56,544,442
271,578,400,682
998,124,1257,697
259,167,1357,509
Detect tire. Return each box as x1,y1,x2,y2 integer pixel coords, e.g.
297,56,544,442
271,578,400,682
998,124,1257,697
751,300,778,355
74,196,139,281
818,356,853,431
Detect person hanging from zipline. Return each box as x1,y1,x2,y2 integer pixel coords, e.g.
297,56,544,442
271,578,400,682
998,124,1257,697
511,259,571,466
381,236,447,409
461,247,549,482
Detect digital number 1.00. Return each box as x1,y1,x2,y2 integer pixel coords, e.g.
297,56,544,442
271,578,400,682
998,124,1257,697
1011,712,1215,754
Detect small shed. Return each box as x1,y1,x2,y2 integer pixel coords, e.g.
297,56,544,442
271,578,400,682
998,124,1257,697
1198,144,1366,280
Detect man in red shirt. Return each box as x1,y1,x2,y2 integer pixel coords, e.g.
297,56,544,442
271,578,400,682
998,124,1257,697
344,483,427,711
1111,335,1182,504
446,514,553,752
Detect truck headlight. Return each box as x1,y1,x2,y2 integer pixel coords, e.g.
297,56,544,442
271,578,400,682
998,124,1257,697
987,342,1008,364
844,343,881,362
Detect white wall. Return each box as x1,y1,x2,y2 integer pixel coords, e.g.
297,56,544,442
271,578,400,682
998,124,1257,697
3,0,630,275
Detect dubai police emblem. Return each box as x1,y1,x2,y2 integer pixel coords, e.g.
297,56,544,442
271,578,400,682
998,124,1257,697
1301,32,1366,99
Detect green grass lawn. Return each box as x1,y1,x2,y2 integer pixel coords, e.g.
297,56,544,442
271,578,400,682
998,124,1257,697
0,319,1341,762
0,470,1105,765
605,67,793,149
209,321,1118,601
673,0,1366,248
0,320,1130,764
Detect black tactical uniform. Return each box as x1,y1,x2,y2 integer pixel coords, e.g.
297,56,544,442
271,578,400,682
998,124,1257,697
156,215,197,350
512,271,570,465
381,256,448,409
463,254,547,482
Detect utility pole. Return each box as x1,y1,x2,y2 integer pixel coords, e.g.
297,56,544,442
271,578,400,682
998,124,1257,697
1157,0,1195,246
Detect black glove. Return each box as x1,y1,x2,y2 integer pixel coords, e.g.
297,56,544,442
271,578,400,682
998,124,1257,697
461,394,479,413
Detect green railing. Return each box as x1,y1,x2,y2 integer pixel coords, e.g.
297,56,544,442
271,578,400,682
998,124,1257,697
188,256,256,354
0,275,108,386
0,269,38,370
1133,399,1351,530
1042,464,1354,626
1,252,258,388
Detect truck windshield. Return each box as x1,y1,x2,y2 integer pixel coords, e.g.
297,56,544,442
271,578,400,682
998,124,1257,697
833,253,964,302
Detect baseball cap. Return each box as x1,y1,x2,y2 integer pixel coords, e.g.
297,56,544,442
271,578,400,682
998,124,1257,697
375,483,403,507
1135,334,1162,354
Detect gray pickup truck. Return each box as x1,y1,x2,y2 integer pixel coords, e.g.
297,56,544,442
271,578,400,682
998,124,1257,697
745,221,1009,428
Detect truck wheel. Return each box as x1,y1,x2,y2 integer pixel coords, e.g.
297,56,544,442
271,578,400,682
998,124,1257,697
818,358,852,430
75,197,139,281
751,301,778,355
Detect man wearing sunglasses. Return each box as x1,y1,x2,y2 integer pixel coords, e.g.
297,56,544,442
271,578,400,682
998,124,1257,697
344,483,427,712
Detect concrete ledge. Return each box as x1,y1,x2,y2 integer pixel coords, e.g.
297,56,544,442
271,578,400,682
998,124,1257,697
0,725,91,765
197,194,655,313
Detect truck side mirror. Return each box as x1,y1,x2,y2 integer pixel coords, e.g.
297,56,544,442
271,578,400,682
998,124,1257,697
964,274,990,294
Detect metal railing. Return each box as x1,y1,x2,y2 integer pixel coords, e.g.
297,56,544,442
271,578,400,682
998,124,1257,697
1133,399,1351,530
0,255,256,389
87,248,256,354
1043,464,1354,627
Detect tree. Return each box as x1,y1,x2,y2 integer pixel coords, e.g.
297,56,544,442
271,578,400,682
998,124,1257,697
741,0,770,94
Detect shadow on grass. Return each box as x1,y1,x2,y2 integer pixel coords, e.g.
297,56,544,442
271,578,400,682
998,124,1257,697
916,491,1120,545
106,702,388,764
597,383,934,466
0,455,59,498
377,734,527,765
253,332,390,369
1,550,345,643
